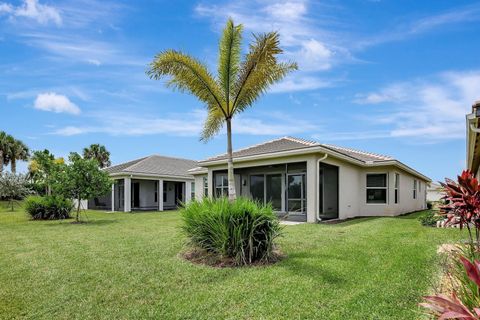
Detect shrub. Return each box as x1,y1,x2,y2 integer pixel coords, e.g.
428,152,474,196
181,197,283,266
419,211,443,227
421,255,480,319
427,201,433,210
24,195,73,220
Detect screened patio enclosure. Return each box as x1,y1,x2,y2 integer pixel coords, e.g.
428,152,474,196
88,178,187,212
212,161,339,221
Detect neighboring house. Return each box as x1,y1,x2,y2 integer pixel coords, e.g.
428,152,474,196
88,155,197,212
426,182,444,202
466,100,480,177
190,136,430,223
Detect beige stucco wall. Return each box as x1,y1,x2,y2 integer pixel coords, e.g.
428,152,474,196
194,151,428,222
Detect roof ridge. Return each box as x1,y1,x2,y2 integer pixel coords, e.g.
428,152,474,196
284,136,320,146
149,154,197,163
322,143,393,161
104,156,149,170
203,136,293,161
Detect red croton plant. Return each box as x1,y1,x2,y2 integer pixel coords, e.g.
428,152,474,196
440,170,480,248
421,257,480,320
421,170,480,319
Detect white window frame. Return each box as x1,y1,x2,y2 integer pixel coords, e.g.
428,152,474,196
394,173,400,204
202,176,208,198
191,182,195,200
366,173,388,205
214,173,228,198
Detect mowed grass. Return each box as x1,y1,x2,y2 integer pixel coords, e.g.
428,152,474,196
0,203,464,319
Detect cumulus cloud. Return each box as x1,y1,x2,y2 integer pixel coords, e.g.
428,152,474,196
34,92,80,114
0,0,62,25
353,70,480,140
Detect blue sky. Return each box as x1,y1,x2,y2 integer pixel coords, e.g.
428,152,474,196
1,0,480,182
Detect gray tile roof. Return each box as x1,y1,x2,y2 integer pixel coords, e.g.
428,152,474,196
200,136,393,164
105,155,197,179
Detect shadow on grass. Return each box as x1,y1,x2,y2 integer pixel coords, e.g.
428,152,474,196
45,219,118,227
328,216,381,227
278,251,347,284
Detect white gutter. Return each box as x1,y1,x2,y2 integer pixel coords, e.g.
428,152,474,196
316,154,328,222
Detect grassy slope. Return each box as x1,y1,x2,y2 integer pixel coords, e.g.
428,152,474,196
0,204,463,320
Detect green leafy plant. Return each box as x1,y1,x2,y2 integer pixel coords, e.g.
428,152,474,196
24,195,73,220
0,172,31,211
52,153,111,222
421,256,480,319
419,211,443,227
148,19,297,201
181,197,283,266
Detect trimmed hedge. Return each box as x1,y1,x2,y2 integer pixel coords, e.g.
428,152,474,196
24,195,73,220
181,197,283,266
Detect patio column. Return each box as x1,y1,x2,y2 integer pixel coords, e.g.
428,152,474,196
158,179,164,211
306,156,318,223
207,169,213,198
185,181,192,203
111,182,115,212
124,177,131,212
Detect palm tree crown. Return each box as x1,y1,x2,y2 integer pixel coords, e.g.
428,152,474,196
5,136,29,174
83,144,111,168
0,131,9,173
148,18,297,201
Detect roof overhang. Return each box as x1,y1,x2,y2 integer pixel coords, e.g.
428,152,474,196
193,146,431,182
467,102,480,174
109,171,194,181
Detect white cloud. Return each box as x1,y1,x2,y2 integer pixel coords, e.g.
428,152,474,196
195,0,350,92
34,92,80,114
270,75,334,93
0,0,62,26
51,109,318,137
353,70,480,140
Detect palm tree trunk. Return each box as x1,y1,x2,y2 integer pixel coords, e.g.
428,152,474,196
226,118,237,202
11,158,16,174
0,150,3,173
76,197,81,222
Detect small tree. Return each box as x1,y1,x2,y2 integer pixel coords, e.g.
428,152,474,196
53,153,111,222
0,173,31,211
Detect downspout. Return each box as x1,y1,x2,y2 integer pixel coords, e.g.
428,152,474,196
317,154,328,222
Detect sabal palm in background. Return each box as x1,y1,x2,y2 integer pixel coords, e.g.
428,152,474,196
148,19,297,201
0,131,29,173
83,144,111,168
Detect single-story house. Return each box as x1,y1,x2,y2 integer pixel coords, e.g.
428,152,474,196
426,182,444,202
88,155,197,212
466,100,480,177
190,136,430,222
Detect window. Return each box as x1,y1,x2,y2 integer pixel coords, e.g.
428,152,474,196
163,181,167,202
191,182,195,200
413,179,417,199
394,173,399,204
366,173,387,204
203,176,208,197
215,174,228,198
154,181,158,202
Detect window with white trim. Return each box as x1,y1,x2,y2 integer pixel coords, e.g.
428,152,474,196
394,173,400,204
366,173,388,204
191,182,195,200
413,179,417,199
215,174,228,198
203,176,208,197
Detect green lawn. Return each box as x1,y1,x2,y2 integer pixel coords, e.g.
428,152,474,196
0,204,464,319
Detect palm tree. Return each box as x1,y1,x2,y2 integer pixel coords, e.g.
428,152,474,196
6,136,29,173
83,144,111,168
0,131,9,173
148,19,297,201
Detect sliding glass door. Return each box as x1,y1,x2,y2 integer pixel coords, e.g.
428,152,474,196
287,173,306,214
249,174,282,211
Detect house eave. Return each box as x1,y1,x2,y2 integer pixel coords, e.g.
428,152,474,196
109,171,194,181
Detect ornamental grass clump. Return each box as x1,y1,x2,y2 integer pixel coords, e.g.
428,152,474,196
181,197,283,266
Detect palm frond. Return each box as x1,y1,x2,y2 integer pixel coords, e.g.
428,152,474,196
218,18,243,113
147,50,226,116
232,32,297,114
201,107,225,142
